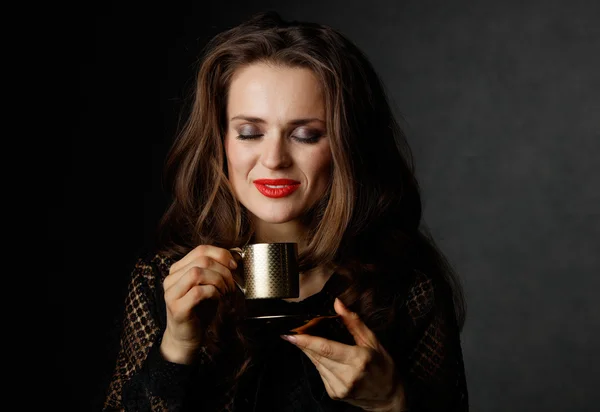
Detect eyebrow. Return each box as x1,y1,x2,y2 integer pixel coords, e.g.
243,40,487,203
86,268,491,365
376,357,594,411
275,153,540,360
229,115,325,126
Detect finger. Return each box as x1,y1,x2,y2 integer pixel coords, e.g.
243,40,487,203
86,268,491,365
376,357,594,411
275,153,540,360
169,245,238,275
321,375,336,400
171,284,220,318
165,254,235,292
334,298,379,348
303,350,344,395
302,343,377,379
303,350,354,401
281,333,352,363
300,346,352,373
178,258,236,293
165,267,228,302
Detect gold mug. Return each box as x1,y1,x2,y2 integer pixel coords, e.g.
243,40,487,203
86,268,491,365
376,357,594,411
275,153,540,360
230,243,300,299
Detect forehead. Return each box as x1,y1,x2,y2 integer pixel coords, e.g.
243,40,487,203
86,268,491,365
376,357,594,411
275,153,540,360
227,63,325,120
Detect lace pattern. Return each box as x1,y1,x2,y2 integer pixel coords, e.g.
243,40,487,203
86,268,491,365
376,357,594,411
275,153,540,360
102,254,469,411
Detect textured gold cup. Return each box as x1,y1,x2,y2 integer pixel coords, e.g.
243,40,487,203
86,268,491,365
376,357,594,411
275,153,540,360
230,243,299,299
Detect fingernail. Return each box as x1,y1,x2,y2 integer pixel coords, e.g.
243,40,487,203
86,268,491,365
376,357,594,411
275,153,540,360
229,259,237,269
281,335,297,344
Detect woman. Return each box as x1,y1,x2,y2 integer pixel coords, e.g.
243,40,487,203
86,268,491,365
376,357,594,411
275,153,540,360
103,11,469,412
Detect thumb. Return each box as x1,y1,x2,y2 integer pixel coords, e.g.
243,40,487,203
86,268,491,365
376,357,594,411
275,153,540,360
334,298,379,348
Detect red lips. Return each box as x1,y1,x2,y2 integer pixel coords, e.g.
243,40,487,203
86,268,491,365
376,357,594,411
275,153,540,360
253,179,301,198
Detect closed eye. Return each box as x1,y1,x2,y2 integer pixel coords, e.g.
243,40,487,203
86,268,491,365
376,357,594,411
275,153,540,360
235,131,324,144
291,128,324,144
291,134,322,144
236,134,263,140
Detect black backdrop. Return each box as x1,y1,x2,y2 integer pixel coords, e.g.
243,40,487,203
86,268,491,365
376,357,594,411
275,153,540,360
49,0,599,410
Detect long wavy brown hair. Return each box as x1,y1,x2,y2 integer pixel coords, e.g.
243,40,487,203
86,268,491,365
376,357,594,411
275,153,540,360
155,11,466,376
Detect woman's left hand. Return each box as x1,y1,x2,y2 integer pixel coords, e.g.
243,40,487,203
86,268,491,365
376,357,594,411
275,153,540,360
281,298,407,412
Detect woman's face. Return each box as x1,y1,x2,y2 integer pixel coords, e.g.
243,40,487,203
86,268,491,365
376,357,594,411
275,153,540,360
224,63,332,225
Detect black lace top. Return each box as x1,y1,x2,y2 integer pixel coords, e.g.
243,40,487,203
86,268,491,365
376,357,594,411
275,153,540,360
103,253,469,411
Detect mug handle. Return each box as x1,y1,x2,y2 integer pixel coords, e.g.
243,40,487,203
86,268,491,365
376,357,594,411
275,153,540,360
229,248,246,294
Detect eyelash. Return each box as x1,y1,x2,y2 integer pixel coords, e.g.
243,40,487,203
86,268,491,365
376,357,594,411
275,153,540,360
235,134,322,144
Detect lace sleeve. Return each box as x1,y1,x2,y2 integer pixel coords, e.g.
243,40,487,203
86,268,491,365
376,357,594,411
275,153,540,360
102,254,213,411
402,272,469,411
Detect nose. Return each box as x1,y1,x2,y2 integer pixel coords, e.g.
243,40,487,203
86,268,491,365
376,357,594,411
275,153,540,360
259,135,292,170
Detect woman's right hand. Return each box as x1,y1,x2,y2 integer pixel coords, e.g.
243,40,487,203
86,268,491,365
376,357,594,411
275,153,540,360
160,245,238,364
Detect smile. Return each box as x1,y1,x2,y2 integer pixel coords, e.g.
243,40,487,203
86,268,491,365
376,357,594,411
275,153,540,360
253,179,301,198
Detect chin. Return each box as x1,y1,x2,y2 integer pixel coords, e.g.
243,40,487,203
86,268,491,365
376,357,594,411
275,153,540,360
245,200,302,225
251,211,300,225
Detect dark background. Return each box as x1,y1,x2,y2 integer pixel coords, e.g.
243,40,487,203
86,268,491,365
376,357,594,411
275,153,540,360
47,0,599,410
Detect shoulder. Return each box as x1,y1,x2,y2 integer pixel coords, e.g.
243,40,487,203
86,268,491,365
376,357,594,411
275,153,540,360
404,269,455,325
405,270,435,322
129,251,177,285
122,252,177,330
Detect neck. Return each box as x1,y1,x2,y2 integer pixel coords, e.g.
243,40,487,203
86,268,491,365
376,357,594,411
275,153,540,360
251,217,308,250
284,264,335,302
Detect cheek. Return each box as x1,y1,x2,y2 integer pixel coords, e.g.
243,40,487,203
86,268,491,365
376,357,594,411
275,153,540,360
307,145,333,181
225,140,251,177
